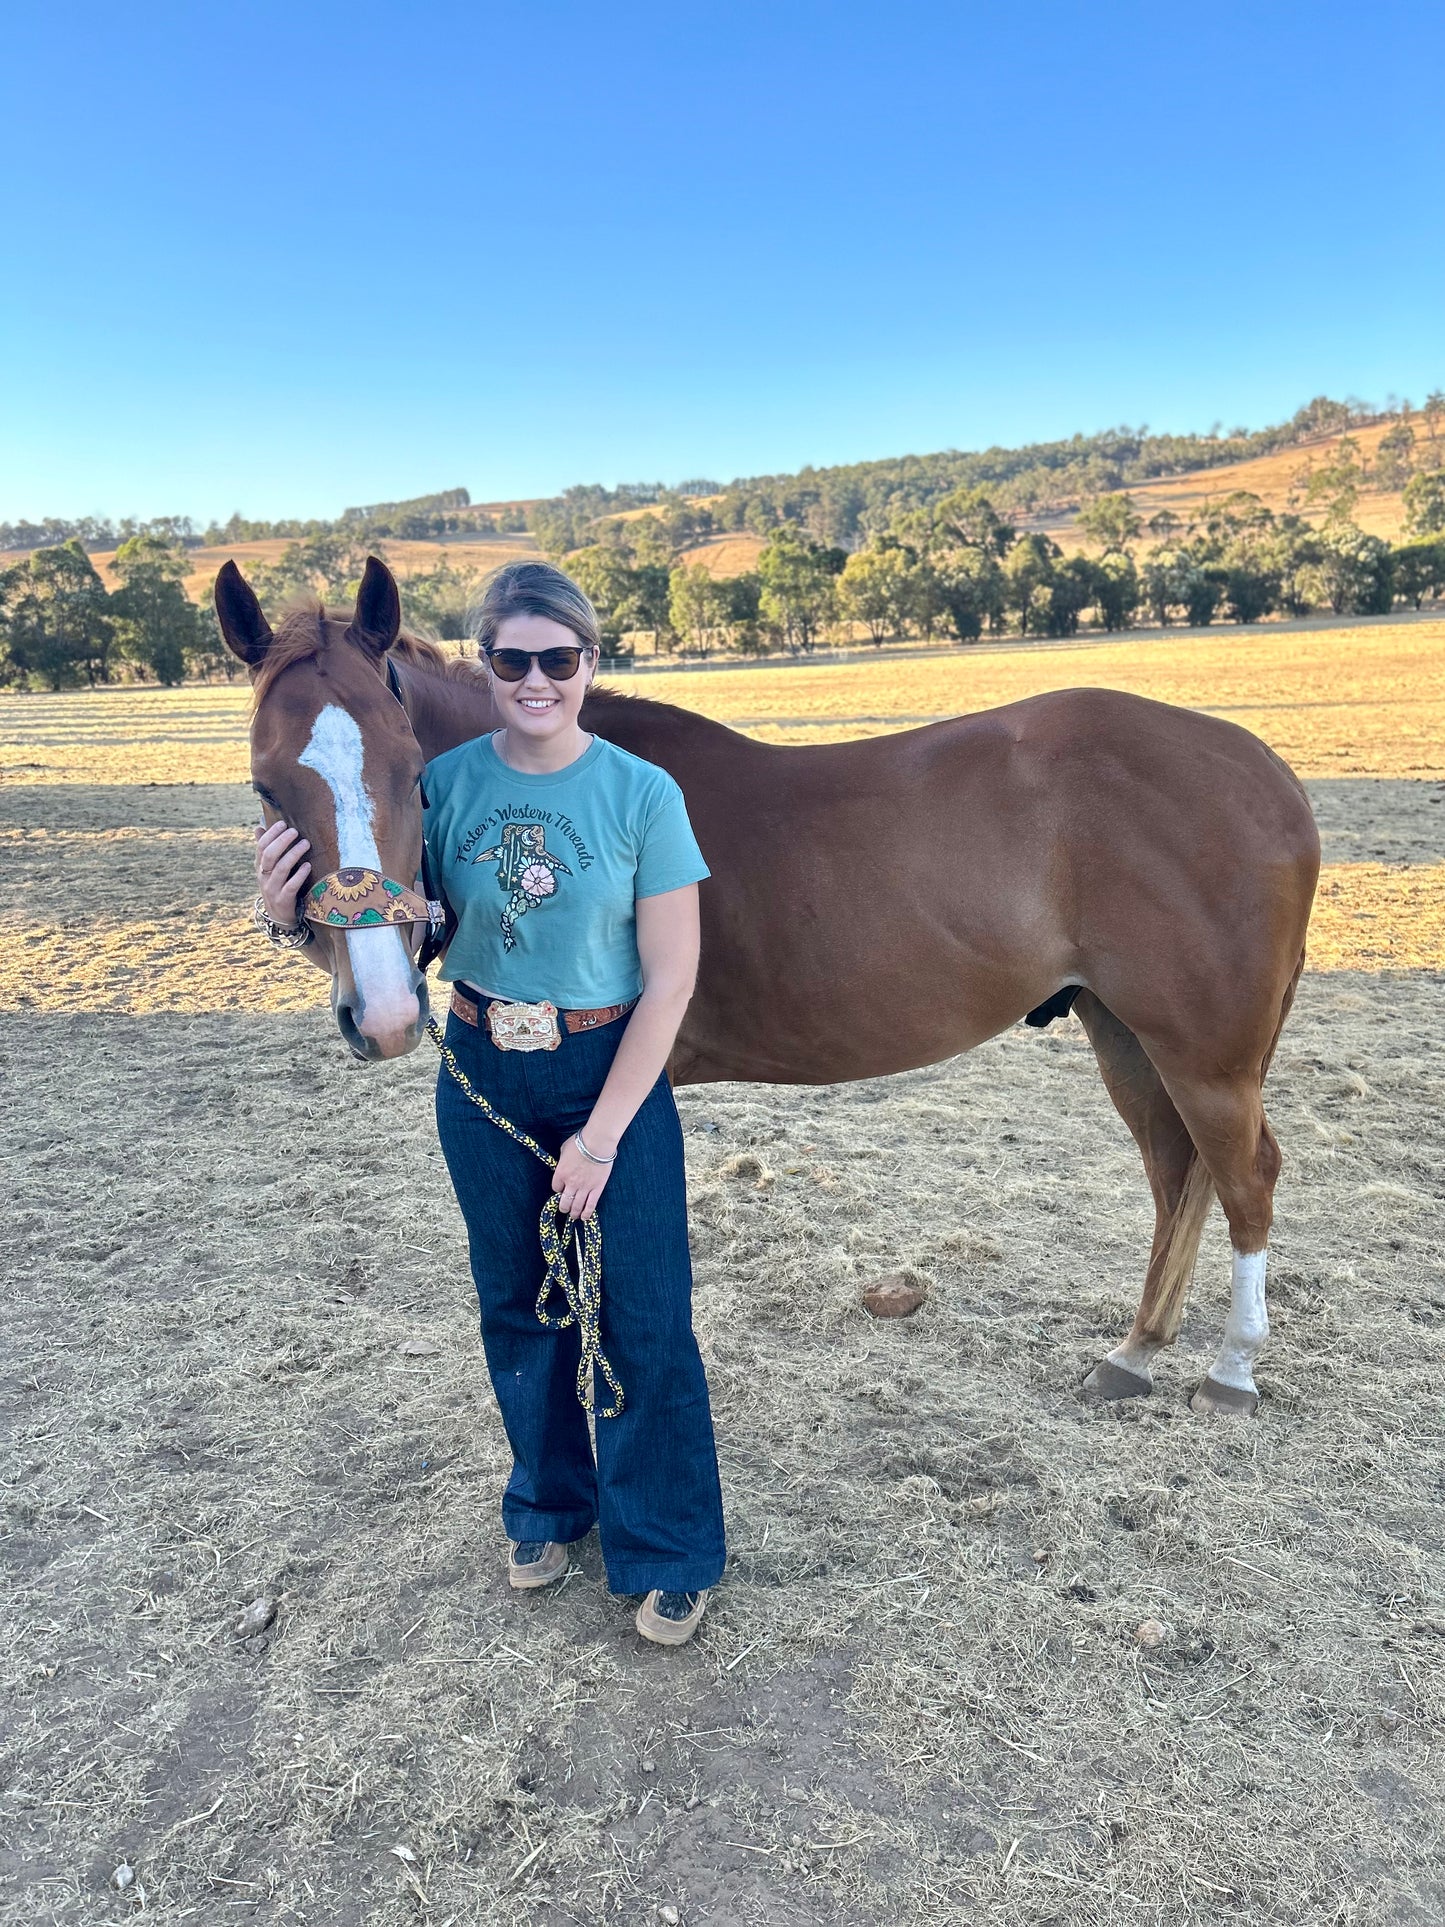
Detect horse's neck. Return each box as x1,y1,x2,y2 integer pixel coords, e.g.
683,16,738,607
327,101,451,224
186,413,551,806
392,654,497,757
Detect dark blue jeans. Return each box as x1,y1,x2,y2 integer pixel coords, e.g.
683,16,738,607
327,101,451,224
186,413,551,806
434,1005,726,1596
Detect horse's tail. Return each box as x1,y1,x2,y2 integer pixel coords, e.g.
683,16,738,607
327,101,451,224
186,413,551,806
1151,1152,1216,1344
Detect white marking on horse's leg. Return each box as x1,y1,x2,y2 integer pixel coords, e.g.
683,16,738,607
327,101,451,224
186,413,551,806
299,704,417,1036
1104,1333,1161,1383
1208,1248,1269,1393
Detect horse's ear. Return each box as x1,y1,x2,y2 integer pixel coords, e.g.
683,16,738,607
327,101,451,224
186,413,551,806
214,560,273,667
345,555,401,658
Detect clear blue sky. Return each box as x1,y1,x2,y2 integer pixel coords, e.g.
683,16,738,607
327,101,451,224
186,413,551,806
2,0,1441,525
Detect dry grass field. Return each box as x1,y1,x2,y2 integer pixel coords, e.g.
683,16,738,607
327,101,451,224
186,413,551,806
2,615,1443,1925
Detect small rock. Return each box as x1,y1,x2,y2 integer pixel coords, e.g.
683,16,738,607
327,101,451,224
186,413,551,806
658,1907,680,1925
641,1758,656,1774
388,1843,418,1864
233,1596,278,1640
1134,1617,1171,1650
113,1863,135,1892
398,1338,441,1357
790,1833,803,1848
1031,1547,1052,1567
861,1271,929,1319
685,1794,700,1810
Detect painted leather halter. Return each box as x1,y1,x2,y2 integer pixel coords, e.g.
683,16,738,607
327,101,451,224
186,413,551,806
303,865,445,934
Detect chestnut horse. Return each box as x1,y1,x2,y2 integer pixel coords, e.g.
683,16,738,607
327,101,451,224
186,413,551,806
219,557,1320,1417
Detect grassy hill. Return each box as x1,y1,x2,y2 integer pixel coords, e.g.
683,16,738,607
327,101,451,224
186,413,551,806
661,414,1433,580
1047,413,1424,554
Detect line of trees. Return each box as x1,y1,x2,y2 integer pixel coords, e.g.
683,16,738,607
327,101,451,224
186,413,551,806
201,486,526,547
0,489,527,561
7,394,1440,572
5,392,1445,683
0,513,201,556
6,469,1442,688
524,392,1445,554
533,461,1445,658
0,523,513,688
0,538,230,690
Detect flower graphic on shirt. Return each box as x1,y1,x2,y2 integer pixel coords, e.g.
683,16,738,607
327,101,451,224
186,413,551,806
518,861,556,898
472,822,572,949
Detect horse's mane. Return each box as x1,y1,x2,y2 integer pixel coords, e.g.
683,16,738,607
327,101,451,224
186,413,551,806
250,592,492,705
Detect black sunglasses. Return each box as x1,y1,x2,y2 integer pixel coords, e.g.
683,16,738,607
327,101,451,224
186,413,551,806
485,645,588,683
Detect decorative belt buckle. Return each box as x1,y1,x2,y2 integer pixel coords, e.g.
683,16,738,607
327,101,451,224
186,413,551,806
486,998,562,1052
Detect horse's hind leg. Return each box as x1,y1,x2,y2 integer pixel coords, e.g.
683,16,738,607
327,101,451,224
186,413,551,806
1152,1070,1282,1417
1075,992,1215,1399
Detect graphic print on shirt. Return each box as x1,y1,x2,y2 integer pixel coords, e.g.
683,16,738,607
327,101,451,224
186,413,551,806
471,821,574,949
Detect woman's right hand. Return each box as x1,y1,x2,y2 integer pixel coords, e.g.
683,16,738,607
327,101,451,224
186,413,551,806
254,820,312,926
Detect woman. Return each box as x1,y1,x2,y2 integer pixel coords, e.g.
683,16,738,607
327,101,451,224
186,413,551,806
254,561,725,1646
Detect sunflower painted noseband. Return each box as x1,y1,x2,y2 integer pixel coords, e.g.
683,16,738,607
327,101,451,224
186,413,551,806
305,865,446,935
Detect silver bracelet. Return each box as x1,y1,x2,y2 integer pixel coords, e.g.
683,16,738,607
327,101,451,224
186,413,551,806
253,895,313,949
574,1129,616,1166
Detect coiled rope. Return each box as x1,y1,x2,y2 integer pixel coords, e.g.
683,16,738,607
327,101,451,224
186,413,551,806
427,1018,624,1418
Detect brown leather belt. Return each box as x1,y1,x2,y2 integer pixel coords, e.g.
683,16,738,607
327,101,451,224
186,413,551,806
450,984,637,1041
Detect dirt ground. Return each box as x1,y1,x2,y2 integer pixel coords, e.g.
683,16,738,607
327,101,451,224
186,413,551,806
2,621,1443,1925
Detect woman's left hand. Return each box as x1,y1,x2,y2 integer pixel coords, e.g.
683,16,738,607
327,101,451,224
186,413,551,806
552,1134,615,1221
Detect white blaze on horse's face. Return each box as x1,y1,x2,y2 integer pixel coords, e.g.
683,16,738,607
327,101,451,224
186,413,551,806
298,703,419,1044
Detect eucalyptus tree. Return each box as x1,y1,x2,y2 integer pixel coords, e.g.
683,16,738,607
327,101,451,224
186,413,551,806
838,544,911,645
110,534,201,683
0,541,115,688
758,527,839,653
1403,470,1445,537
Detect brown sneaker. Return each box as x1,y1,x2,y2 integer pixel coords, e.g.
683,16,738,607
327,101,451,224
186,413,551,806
508,1540,569,1591
635,1589,708,1646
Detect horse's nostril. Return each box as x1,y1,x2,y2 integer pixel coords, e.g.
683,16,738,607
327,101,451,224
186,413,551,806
334,998,375,1060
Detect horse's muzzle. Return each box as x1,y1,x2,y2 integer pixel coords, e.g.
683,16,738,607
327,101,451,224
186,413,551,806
334,965,430,1061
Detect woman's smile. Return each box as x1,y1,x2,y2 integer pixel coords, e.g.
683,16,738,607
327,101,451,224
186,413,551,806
486,609,596,773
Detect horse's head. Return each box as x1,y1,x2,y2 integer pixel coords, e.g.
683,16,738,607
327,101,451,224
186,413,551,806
217,555,432,1061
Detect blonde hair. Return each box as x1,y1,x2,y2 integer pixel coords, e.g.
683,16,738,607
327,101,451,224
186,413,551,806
470,560,602,655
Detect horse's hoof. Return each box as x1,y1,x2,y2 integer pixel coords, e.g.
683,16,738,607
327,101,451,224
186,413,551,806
1082,1358,1153,1401
1190,1375,1259,1418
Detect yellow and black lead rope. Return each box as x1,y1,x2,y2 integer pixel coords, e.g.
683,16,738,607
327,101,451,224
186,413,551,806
426,1018,624,1418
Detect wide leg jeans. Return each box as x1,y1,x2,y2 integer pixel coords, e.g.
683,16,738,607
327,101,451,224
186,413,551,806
435,1005,726,1596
